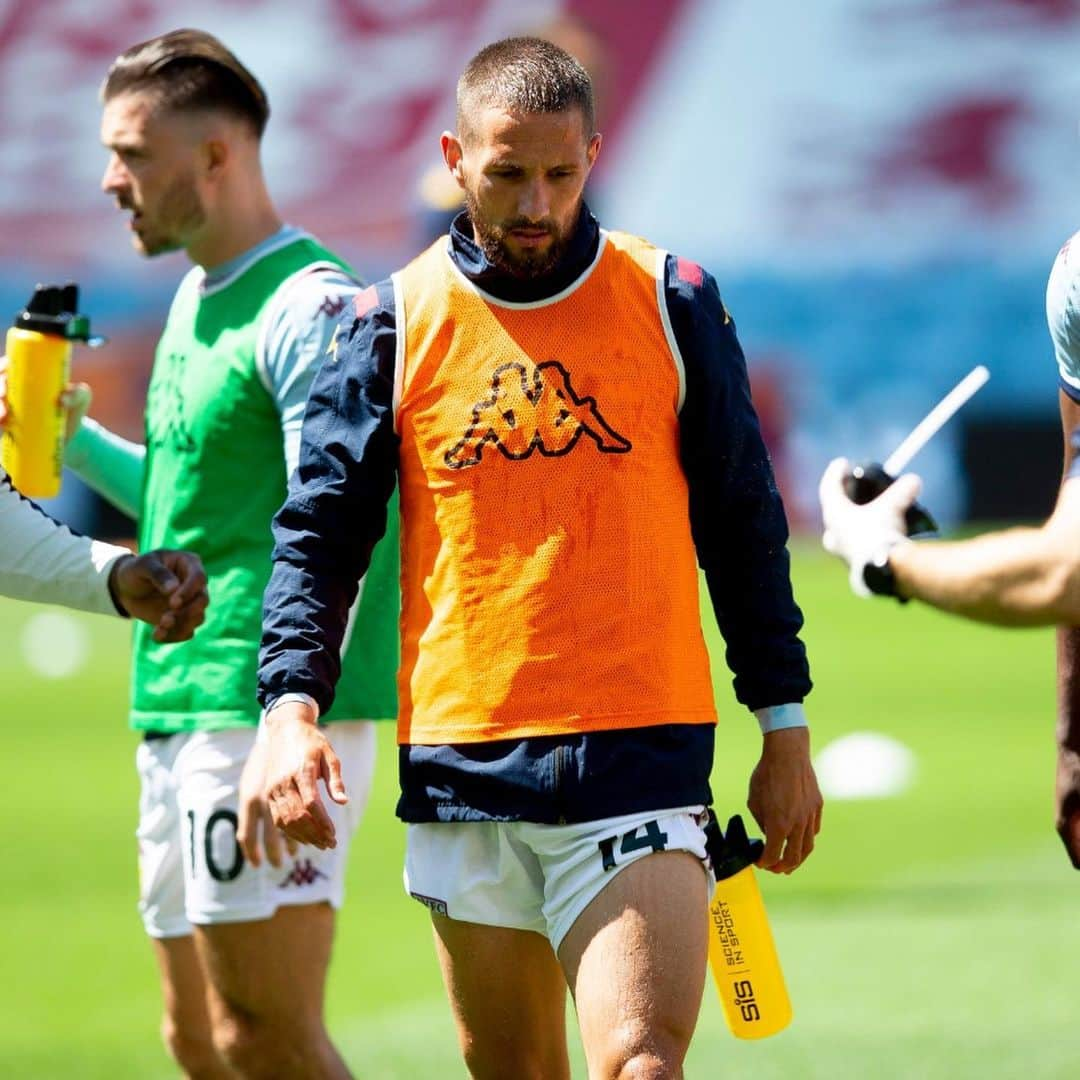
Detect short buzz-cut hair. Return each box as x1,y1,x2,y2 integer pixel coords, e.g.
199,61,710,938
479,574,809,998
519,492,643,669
456,36,595,143
101,28,270,137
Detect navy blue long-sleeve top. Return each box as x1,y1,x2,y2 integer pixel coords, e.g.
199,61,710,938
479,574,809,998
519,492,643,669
259,207,811,823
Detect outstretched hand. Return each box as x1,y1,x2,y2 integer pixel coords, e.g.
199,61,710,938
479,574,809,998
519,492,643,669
819,457,921,595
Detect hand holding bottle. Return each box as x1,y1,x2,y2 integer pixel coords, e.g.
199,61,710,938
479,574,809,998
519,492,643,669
706,814,793,1040
0,284,103,496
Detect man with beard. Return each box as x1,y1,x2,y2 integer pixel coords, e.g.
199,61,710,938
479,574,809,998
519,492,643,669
60,29,397,1080
258,36,820,1078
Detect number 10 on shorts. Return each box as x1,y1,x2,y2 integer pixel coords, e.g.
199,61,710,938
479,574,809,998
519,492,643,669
187,808,244,883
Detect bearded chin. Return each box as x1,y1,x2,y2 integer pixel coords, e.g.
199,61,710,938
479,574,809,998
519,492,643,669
138,177,206,258
137,232,185,257
464,192,567,279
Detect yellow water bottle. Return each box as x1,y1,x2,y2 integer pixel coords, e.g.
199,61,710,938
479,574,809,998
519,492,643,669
706,813,793,1039
1,283,102,497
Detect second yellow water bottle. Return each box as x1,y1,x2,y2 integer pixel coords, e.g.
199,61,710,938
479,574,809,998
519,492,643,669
705,812,793,1040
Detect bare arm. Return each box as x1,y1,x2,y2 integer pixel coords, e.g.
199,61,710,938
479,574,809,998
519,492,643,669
1055,391,1080,866
888,489,1080,626
820,456,1080,624
820,406,1080,866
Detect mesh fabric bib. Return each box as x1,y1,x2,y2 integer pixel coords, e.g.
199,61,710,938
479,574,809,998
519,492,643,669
392,230,717,744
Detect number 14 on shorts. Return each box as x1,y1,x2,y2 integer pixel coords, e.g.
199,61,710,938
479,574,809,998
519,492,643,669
597,819,669,871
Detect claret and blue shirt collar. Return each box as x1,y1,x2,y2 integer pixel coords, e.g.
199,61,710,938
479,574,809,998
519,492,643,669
447,204,600,304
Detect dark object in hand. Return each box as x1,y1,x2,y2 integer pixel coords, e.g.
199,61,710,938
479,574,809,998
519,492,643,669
842,462,938,537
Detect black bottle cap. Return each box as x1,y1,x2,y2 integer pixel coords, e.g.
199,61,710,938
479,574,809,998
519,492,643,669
705,812,765,880
842,460,938,537
12,283,105,345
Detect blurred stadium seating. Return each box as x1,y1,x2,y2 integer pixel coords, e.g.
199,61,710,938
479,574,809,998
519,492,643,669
1,0,1077,530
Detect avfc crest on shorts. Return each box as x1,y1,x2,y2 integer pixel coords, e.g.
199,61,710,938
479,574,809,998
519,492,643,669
445,360,631,470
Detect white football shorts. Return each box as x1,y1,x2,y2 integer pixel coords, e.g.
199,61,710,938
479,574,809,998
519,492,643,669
136,721,376,938
404,805,711,953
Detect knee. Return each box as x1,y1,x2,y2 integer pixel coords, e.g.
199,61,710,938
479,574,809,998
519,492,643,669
160,1013,223,1078
611,1053,681,1080
459,1033,568,1080
211,1006,324,1080
211,1009,286,1078
601,1017,693,1080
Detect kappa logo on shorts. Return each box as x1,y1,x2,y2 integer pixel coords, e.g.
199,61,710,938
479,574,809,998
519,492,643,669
279,858,328,888
444,360,631,469
409,891,449,916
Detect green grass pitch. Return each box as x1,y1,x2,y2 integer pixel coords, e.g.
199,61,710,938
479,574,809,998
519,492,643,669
3,544,1078,1078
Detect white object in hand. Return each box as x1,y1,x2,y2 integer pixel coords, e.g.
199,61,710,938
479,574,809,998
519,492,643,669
819,458,921,596
883,365,990,477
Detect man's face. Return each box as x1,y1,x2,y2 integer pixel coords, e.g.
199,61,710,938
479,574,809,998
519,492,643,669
100,91,207,257
446,106,600,278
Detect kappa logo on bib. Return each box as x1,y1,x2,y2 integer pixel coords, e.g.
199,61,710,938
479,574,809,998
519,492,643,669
445,360,631,470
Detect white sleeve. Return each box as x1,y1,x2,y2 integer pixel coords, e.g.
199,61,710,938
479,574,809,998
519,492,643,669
1047,233,1080,401
0,467,127,615
255,265,363,475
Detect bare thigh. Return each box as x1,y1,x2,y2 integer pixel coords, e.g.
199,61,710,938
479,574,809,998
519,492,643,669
151,935,230,1079
431,915,570,1080
196,902,349,1079
558,851,710,1080
196,902,335,1026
